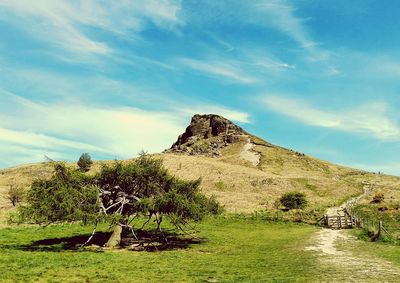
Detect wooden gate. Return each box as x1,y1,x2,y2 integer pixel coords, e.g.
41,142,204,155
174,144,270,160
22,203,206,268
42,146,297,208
323,215,354,229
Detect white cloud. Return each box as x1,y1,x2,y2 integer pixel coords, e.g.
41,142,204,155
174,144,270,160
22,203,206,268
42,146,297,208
0,91,251,166
0,0,182,56
262,96,400,140
0,101,184,158
178,57,257,84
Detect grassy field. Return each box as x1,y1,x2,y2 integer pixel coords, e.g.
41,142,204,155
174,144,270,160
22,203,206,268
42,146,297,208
0,217,323,282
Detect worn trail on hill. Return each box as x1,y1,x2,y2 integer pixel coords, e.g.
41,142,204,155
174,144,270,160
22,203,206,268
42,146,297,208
239,138,260,166
306,185,400,281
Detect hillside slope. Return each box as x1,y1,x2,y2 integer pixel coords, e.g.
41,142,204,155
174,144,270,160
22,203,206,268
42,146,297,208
1,114,399,220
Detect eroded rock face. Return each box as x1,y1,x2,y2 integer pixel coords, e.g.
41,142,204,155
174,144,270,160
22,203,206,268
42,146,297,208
166,114,248,157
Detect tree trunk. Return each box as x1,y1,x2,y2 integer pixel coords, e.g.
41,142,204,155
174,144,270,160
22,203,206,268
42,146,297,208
105,225,122,248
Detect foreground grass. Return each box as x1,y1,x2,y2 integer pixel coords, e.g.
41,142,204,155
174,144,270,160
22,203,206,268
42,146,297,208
0,217,320,282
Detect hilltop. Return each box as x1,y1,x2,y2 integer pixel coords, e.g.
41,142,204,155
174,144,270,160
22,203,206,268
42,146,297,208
1,114,400,220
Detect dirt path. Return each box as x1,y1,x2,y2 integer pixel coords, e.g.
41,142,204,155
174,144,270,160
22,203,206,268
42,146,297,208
239,138,260,166
306,228,400,281
305,184,400,281
325,183,374,217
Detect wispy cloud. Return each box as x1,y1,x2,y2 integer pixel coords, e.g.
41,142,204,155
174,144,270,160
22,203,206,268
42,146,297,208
262,96,400,140
177,57,257,84
255,0,316,49
250,56,296,71
176,50,298,85
184,0,316,51
0,127,105,153
0,0,182,56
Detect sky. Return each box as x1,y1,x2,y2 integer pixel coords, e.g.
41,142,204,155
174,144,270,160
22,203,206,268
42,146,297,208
0,0,399,176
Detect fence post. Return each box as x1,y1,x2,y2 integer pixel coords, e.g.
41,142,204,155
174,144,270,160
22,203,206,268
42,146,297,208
378,221,383,240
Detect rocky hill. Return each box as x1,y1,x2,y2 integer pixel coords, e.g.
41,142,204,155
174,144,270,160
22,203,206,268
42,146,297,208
166,114,250,157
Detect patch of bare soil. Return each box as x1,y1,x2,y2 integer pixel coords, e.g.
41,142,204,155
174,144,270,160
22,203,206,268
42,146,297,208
239,139,260,166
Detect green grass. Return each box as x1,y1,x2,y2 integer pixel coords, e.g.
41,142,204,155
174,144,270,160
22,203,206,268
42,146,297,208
0,217,320,282
349,228,400,264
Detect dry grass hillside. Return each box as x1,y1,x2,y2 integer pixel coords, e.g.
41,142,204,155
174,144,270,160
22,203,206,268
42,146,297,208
1,139,399,218
161,140,400,213
1,114,399,223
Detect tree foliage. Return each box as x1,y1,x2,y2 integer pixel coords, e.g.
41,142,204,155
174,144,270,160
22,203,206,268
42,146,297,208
279,191,307,210
18,154,222,247
19,163,99,225
77,153,93,172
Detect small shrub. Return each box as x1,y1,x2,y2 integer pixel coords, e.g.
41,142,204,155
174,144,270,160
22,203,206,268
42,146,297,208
279,191,308,210
371,193,384,204
77,153,93,172
250,180,258,187
7,185,25,206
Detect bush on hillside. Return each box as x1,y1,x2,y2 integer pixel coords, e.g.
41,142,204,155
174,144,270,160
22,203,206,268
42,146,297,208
279,191,307,210
371,193,384,204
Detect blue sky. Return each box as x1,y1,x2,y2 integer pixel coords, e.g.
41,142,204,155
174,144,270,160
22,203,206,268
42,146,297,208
0,0,399,175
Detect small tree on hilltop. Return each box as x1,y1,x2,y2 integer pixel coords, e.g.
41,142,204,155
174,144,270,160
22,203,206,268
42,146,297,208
77,153,93,172
279,191,307,210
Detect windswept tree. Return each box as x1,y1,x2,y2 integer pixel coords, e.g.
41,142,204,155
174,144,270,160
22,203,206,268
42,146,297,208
77,153,93,172
19,154,221,248
96,154,221,247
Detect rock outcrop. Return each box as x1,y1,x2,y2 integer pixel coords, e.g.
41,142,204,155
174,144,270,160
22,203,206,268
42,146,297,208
166,114,249,157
